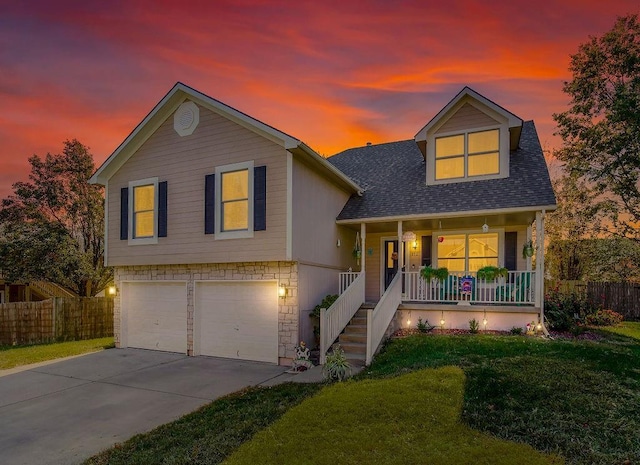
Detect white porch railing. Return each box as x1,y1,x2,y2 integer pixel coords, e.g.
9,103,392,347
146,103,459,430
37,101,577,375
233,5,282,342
339,272,360,295
320,272,365,365
366,271,402,365
403,270,536,305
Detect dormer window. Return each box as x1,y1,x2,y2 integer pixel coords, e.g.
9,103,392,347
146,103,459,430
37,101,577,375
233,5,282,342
435,129,499,180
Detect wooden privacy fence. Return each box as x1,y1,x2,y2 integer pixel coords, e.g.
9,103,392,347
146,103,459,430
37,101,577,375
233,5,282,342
0,297,114,346
546,280,640,321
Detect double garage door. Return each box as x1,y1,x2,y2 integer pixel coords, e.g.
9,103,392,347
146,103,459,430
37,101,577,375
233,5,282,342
122,281,278,363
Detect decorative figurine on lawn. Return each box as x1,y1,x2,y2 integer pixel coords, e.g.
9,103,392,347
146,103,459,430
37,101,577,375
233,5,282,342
288,341,313,373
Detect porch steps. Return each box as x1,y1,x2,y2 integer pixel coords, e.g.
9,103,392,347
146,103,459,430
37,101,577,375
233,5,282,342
337,306,372,362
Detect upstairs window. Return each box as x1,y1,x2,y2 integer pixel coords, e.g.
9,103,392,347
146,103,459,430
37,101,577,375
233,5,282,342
133,184,155,238
435,129,499,180
221,169,249,232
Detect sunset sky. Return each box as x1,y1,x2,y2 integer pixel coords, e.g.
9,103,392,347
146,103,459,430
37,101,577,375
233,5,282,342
1,1,637,198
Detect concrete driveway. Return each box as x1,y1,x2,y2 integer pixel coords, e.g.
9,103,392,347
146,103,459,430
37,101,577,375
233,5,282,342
0,348,289,465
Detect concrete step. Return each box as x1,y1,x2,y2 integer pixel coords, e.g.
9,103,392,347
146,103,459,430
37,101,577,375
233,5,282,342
345,352,366,361
355,308,369,318
339,341,366,355
339,332,367,344
344,324,367,334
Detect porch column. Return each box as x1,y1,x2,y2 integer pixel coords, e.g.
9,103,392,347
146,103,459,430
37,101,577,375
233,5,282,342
526,225,533,271
360,223,366,273
397,221,404,271
535,211,546,321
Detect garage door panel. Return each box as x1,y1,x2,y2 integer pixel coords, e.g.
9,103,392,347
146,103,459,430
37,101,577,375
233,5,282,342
196,282,278,363
124,282,187,354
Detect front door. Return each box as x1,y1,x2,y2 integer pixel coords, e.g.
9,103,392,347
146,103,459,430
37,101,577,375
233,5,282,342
384,240,399,290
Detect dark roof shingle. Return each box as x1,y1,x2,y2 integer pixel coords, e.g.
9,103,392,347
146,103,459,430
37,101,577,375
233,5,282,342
327,121,556,221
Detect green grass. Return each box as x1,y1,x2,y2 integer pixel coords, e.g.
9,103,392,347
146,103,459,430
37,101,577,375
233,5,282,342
363,335,640,465
84,383,321,465
83,333,640,465
0,337,114,370
225,367,562,465
598,321,640,341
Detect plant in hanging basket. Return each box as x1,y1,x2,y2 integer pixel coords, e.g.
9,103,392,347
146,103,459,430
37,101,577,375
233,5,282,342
420,266,449,282
476,266,509,281
522,240,535,259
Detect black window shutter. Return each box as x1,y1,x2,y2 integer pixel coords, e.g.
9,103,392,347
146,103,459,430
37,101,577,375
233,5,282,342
158,181,168,238
120,187,128,240
204,174,215,234
421,235,432,266
505,232,518,270
254,166,266,231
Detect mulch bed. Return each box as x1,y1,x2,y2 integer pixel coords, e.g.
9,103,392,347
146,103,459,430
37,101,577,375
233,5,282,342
393,327,605,341
393,328,510,337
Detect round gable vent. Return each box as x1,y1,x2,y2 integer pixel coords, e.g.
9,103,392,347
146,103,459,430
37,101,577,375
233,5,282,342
174,101,199,136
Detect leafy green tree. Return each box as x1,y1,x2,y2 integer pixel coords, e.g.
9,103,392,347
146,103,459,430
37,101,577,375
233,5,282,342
553,14,640,241
0,140,111,296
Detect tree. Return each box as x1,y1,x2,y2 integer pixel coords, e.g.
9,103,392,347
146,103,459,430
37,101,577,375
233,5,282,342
553,14,640,241
0,140,111,296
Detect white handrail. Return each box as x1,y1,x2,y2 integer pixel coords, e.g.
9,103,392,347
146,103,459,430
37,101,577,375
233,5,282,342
338,272,360,295
366,271,402,365
403,270,536,305
320,272,365,364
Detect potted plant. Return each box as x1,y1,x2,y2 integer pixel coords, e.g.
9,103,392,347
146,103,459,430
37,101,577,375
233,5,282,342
476,265,509,281
420,266,449,282
522,240,534,258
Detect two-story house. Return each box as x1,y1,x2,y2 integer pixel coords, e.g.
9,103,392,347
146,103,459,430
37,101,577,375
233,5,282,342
90,83,556,366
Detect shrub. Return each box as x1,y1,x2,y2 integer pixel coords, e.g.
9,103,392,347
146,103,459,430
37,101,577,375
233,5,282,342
311,294,339,319
585,309,623,326
509,326,523,335
323,345,351,382
469,318,480,334
310,294,339,346
544,285,594,331
416,318,430,333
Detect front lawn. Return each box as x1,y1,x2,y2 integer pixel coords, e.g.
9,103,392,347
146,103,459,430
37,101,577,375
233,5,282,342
598,321,640,341
225,367,561,465
84,333,640,465
0,337,114,370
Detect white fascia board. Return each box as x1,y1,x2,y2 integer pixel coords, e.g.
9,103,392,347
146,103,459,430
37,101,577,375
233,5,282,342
414,87,523,142
89,84,187,186
335,204,558,225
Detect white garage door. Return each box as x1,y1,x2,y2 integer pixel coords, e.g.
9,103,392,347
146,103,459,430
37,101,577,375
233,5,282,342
195,281,278,363
123,282,187,354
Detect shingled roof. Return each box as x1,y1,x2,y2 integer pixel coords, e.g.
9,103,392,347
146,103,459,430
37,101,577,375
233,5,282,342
328,120,556,221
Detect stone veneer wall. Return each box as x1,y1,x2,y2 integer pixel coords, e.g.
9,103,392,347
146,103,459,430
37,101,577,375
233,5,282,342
113,261,298,365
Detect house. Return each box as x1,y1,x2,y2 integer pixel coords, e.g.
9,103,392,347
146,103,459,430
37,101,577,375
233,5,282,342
90,83,556,366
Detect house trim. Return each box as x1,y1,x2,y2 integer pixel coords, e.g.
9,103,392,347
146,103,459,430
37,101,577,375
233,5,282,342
336,205,558,225
128,177,159,246
214,161,255,240
286,151,293,260
89,83,362,197
415,87,522,141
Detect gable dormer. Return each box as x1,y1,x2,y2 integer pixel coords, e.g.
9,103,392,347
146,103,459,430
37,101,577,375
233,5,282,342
414,87,523,186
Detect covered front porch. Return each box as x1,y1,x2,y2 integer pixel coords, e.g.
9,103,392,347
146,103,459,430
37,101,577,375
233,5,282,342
320,209,548,365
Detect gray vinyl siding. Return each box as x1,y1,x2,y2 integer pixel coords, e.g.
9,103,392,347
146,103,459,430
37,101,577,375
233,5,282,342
436,103,499,134
107,103,287,266
291,157,353,267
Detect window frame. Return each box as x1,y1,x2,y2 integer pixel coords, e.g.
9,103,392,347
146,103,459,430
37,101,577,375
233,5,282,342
434,230,504,272
433,126,501,182
128,177,159,245
214,161,254,240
